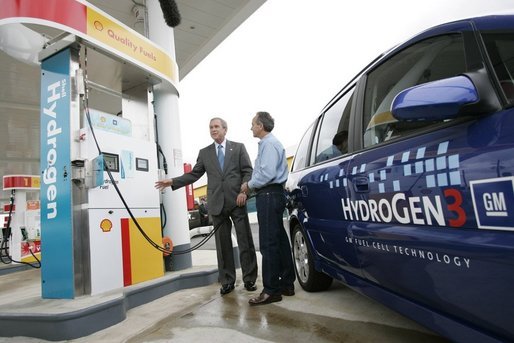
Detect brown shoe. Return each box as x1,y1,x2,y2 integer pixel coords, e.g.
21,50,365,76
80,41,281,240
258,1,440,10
249,292,282,306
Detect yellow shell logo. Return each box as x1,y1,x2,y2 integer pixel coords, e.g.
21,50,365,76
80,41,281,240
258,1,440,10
100,219,112,232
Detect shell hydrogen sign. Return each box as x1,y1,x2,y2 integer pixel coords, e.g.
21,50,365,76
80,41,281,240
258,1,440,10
0,0,178,87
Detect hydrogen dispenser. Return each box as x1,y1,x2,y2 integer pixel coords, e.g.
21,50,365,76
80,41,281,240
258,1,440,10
40,39,165,298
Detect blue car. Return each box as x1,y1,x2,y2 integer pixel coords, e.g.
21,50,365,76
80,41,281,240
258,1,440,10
286,15,514,343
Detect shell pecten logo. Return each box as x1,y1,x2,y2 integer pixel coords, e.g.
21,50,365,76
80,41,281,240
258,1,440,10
100,219,113,232
94,20,104,31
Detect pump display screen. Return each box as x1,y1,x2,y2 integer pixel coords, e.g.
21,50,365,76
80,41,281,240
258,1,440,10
103,153,119,172
136,158,149,171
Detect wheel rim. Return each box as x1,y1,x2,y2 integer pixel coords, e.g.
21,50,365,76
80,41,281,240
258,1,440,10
293,229,309,283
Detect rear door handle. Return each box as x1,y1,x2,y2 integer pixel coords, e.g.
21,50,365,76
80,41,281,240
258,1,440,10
353,176,369,193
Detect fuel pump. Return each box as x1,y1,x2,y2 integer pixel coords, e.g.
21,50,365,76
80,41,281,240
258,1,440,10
79,108,164,294
39,37,169,298
1,175,41,266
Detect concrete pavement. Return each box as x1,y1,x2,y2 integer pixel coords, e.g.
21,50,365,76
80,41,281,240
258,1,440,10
0,246,449,342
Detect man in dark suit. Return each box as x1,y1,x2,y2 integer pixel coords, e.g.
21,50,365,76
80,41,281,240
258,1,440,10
155,117,258,295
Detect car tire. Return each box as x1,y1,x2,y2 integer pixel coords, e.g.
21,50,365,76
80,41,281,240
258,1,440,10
292,224,333,292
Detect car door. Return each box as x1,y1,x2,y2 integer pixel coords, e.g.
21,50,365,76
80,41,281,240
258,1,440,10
292,87,363,276
346,24,514,340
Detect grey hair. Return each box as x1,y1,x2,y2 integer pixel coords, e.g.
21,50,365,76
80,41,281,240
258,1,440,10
255,111,274,132
210,117,227,129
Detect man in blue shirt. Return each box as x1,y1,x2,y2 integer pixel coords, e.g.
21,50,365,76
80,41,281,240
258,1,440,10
240,111,296,305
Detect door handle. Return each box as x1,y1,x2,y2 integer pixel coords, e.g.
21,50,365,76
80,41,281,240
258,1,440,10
353,176,369,193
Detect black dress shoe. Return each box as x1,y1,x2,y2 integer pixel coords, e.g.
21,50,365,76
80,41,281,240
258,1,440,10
248,292,282,306
220,283,235,295
281,288,295,296
244,281,257,291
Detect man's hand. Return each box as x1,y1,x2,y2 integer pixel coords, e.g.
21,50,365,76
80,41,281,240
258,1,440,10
240,182,249,194
155,178,173,191
236,192,247,207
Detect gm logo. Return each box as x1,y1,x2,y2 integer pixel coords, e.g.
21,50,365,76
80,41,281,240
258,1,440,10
470,176,514,231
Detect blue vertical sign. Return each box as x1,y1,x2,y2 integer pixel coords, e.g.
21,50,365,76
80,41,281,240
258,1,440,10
40,49,74,299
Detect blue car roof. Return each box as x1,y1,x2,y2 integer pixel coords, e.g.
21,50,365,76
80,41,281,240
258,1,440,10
322,14,514,114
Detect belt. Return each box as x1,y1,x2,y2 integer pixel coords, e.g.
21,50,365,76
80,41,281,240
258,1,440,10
254,183,284,193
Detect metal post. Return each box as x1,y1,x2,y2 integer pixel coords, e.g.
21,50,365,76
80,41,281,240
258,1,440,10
147,1,192,270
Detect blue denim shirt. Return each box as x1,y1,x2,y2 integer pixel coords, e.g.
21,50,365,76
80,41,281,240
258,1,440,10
248,133,288,189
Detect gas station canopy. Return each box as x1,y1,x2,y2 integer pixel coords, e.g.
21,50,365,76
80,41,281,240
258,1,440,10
0,0,267,205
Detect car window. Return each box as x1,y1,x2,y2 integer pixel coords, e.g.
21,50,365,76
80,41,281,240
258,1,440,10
482,32,514,103
291,122,315,172
313,88,354,164
363,34,466,148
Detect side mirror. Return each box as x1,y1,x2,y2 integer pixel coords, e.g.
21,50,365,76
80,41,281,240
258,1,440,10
391,75,479,121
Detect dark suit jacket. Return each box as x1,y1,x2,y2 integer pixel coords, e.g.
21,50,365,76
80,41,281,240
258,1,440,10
172,140,253,216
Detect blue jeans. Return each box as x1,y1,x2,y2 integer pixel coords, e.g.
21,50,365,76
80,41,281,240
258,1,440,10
256,189,296,295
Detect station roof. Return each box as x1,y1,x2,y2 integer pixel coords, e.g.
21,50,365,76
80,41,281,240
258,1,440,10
0,0,266,204
89,0,267,80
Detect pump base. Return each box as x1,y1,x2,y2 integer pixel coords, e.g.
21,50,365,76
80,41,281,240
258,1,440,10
0,266,217,340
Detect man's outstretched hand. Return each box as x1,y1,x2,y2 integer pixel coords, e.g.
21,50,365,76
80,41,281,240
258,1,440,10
155,178,173,190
